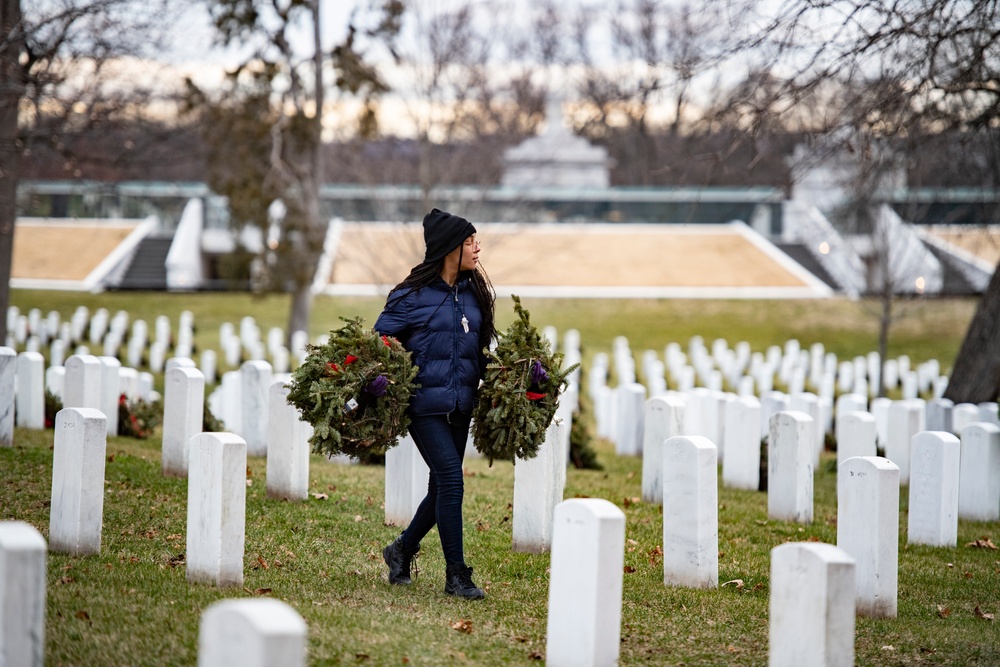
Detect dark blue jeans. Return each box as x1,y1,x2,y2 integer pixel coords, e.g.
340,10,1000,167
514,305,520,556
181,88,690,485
399,411,471,566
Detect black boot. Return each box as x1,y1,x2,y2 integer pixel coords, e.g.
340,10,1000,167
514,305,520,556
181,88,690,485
445,562,486,600
383,536,418,585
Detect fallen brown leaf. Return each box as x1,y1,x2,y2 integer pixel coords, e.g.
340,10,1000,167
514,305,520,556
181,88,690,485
722,579,745,589
76,610,90,621
937,605,951,618
966,537,997,550
256,556,269,570
974,606,995,621
529,651,543,660
451,619,473,634
623,565,636,574
254,588,272,595
311,492,328,500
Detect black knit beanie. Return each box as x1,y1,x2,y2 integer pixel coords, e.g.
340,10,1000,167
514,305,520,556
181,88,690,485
422,208,476,263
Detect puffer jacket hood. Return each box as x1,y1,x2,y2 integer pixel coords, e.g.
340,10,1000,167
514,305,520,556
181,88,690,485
374,274,485,416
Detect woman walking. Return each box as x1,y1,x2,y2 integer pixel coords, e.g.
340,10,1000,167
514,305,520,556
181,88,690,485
374,208,496,600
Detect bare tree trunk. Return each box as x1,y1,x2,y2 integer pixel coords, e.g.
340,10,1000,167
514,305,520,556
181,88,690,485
944,260,1000,404
285,0,324,342
0,0,25,325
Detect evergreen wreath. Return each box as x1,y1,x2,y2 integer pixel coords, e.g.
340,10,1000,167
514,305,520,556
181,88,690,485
286,317,419,458
473,296,579,465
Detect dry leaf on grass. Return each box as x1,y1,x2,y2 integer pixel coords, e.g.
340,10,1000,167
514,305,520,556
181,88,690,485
974,606,995,621
966,537,997,550
451,619,473,634
254,588,272,595
312,492,329,500
722,579,745,590
937,605,951,618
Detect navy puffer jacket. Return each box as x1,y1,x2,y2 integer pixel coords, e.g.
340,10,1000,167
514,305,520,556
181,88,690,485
374,274,485,416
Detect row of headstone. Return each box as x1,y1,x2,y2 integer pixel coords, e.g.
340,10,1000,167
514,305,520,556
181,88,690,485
630,334,951,411
0,520,307,667
45,397,309,591
5,306,319,387
544,495,859,666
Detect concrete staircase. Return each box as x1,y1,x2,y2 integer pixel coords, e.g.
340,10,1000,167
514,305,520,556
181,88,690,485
115,236,173,290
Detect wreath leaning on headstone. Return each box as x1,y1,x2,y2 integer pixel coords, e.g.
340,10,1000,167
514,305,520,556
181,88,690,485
472,296,579,465
286,317,419,459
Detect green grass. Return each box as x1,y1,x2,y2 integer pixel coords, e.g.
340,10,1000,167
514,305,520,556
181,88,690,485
3,429,999,666
3,290,997,665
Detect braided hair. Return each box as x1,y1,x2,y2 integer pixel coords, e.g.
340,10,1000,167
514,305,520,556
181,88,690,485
386,248,497,352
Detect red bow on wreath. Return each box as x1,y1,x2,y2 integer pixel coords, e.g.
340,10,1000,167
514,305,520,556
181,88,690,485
525,391,546,401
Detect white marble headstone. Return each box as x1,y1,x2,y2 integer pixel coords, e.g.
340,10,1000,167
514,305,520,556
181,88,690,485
614,383,645,456
907,431,960,546
513,420,565,553
835,411,877,468
885,400,923,484
198,598,307,667
14,351,44,430
722,395,761,491
265,381,310,501
240,360,273,456
641,396,684,503
545,499,625,667
63,354,102,411
768,411,814,524
162,367,205,477
837,456,898,618
384,434,429,527
0,521,47,667
769,542,855,667
49,408,107,555
186,432,247,587
662,436,718,589
958,422,1000,522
